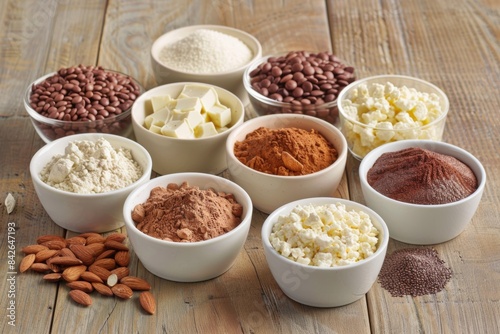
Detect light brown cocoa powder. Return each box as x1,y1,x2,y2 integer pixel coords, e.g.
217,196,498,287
131,182,243,242
233,127,337,176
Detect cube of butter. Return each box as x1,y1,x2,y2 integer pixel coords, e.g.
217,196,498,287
207,104,231,128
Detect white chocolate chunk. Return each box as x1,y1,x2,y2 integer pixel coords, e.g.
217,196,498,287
150,95,173,112
179,84,219,111
174,97,202,113
160,120,194,138
194,122,218,138
207,104,231,127
172,109,204,129
144,107,172,128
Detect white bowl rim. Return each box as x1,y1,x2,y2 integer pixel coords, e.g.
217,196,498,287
30,133,152,197
261,197,389,271
226,113,348,179
24,70,143,126
131,81,245,142
151,24,262,76
123,172,253,247
358,139,486,208
337,74,450,129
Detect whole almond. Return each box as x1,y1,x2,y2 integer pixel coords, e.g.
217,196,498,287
80,271,103,283
35,249,58,263
68,289,92,306
86,243,105,257
139,291,156,315
111,267,130,280
120,276,151,291
114,251,130,267
62,265,87,282
22,244,48,254
104,240,129,251
111,283,133,299
58,247,77,258
36,234,65,244
43,273,62,282
92,282,113,296
105,233,127,243
67,281,94,293
30,263,51,273
65,236,86,246
69,244,95,266
19,253,36,273
86,235,106,245
41,239,67,250
47,256,83,267
77,232,102,239
95,249,116,261
89,264,112,281
93,258,116,271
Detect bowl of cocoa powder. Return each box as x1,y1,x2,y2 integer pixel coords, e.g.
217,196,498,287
359,139,486,245
225,114,348,214
122,172,253,282
243,51,356,125
24,65,143,143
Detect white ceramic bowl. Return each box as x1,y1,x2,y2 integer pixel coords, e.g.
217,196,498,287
359,140,486,245
262,197,389,307
24,69,143,143
123,172,253,282
30,133,152,233
337,75,449,160
225,114,348,214
151,24,262,102
131,82,245,175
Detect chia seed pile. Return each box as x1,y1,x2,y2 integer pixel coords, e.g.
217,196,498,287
378,248,453,297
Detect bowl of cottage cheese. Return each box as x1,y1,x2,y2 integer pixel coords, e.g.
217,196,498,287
337,75,449,159
30,133,152,233
261,197,389,308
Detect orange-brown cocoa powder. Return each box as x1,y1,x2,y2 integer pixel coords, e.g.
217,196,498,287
233,127,337,176
131,182,243,242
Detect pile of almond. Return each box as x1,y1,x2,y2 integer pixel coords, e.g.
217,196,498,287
19,232,156,315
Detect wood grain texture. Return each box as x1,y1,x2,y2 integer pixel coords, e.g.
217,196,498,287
1,0,499,333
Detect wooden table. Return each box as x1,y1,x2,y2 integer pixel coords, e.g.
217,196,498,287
1,1,499,333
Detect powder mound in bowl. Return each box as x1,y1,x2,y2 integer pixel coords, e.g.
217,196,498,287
131,181,243,242
378,247,452,297
233,127,338,176
367,147,478,205
158,29,253,74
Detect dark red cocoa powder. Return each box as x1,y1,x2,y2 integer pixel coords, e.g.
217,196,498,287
378,247,452,297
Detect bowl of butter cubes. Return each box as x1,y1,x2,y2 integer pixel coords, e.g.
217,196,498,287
337,75,449,160
131,82,244,175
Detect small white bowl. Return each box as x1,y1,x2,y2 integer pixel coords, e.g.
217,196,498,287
123,173,253,282
337,75,449,160
30,133,152,233
359,140,486,245
131,82,245,175
262,197,389,307
151,25,262,102
225,114,348,214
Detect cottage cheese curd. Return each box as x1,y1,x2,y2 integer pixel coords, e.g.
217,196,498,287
269,203,379,267
340,81,447,158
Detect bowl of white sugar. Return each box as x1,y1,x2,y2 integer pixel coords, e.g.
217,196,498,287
262,197,389,307
151,25,262,103
29,133,152,233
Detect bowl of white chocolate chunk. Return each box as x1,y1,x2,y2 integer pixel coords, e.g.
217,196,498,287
262,197,389,307
29,133,152,233
131,82,244,175
337,75,449,159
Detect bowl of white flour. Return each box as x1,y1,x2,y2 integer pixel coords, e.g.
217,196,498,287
30,133,152,233
151,25,262,103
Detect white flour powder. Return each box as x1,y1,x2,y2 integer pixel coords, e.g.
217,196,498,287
158,29,253,73
40,138,143,194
